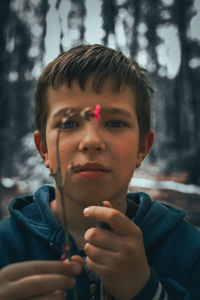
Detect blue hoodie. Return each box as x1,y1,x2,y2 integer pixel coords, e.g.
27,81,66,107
0,184,200,299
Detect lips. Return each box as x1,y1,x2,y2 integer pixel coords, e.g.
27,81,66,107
75,162,110,179
77,162,110,173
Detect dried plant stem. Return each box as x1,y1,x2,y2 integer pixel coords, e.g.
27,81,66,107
56,128,78,300
56,130,68,239
52,106,101,300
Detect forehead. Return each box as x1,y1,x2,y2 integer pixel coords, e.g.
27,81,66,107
47,81,137,121
45,78,139,128
47,77,136,107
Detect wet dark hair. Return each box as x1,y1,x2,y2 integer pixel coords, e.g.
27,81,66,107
34,44,152,142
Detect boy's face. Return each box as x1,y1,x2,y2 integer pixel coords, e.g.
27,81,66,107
35,78,153,210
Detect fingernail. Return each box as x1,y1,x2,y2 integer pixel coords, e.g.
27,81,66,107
55,290,67,297
83,207,90,216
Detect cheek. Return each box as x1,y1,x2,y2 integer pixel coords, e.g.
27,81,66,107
115,137,139,173
55,137,77,173
113,134,139,159
47,145,57,169
59,137,75,158
46,135,60,169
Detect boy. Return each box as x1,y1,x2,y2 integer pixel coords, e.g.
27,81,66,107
0,44,200,300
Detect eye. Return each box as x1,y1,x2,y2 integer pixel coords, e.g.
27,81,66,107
60,120,79,129
106,120,127,128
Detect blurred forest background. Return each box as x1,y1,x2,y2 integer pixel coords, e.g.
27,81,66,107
0,0,200,225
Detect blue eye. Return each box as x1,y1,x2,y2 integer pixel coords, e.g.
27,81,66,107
60,120,78,129
107,120,126,128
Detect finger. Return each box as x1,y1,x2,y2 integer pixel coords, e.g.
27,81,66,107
70,255,84,267
63,256,83,274
2,260,81,281
98,201,113,231
83,206,137,235
84,241,117,265
30,290,66,300
84,227,120,251
85,256,108,278
102,201,113,208
6,274,75,299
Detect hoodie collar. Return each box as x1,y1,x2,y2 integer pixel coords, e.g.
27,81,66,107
9,186,185,250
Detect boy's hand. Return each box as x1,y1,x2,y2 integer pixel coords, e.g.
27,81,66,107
0,256,83,300
83,203,150,300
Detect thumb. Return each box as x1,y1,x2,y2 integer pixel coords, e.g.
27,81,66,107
102,201,113,208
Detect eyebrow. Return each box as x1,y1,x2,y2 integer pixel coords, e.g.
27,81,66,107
104,107,132,118
53,106,133,118
53,107,79,117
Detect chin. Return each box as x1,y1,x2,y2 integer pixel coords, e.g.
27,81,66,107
80,196,105,207
72,191,111,207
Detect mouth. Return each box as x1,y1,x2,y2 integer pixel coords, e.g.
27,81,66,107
75,162,110,179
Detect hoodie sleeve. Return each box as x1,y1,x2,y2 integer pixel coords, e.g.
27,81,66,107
133,268,193,300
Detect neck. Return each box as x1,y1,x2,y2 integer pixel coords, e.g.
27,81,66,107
50,187,127,250
51,189,97,250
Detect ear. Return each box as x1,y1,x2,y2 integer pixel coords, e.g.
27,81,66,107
136,129,154,168
34,130,49,168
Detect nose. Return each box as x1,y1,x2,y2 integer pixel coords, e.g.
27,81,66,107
78,123,106,153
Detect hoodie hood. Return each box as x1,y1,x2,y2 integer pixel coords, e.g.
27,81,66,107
8,185,185,249
127,192,185,248
9,184,62,242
